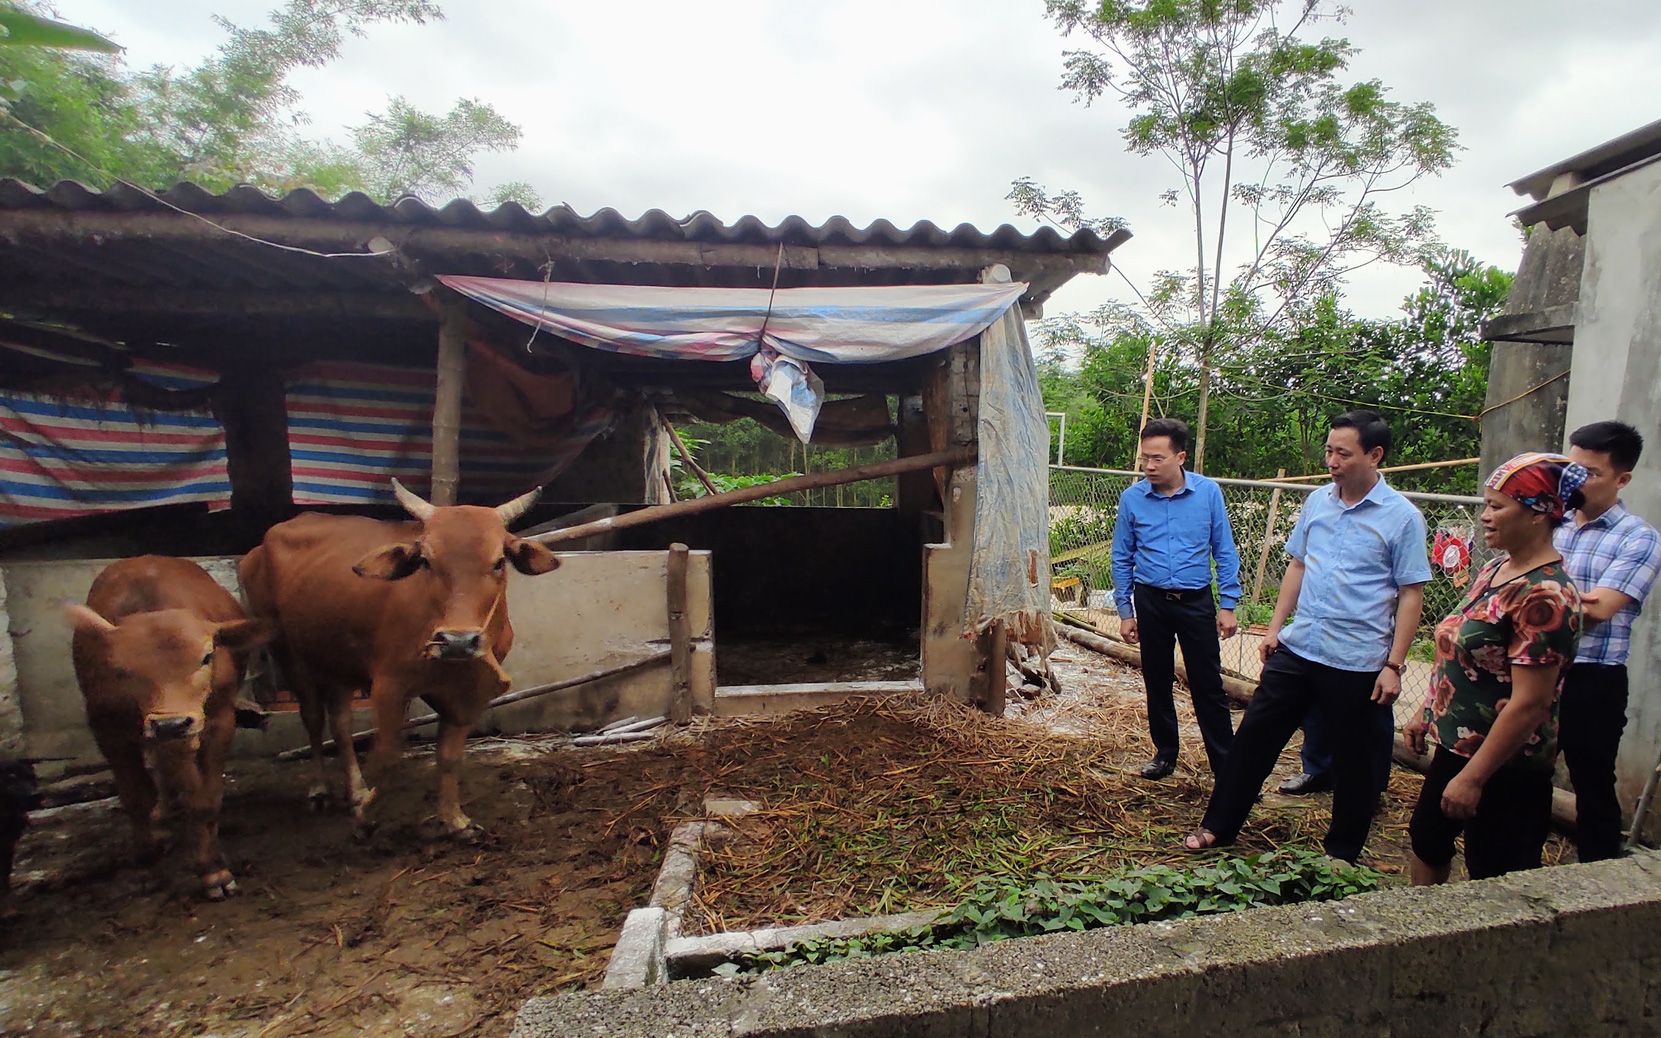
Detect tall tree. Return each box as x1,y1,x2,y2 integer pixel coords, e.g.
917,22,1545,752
1013,0,1457,469
0,0,533,206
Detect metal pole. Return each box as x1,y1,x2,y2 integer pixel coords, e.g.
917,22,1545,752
1045,411,1067,466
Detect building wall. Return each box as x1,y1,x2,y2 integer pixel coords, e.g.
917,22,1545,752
1565,156,1661,827
0,550,712,765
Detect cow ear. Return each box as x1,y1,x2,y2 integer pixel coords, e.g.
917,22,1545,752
505,536,560,575
353,542,426,581
214,618,276,654
63,602,117,636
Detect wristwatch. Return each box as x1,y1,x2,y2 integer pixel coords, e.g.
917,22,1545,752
1382,660,1404,675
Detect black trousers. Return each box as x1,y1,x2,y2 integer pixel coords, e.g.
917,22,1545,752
1409,747,1553,880
1133,584,1234,774
1201,647,1382,862
1559,663,1630,862
1297,697,1397,796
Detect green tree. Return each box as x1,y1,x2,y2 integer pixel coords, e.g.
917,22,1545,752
0,0,531,205
1013,0,1458,470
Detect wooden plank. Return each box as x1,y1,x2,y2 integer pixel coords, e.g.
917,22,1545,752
667,543,692,723
1248,469,1287,608
430,292,467,505
0,287,433,320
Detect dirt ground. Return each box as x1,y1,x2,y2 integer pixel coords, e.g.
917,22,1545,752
713,635,919,685
0,642,1570,1038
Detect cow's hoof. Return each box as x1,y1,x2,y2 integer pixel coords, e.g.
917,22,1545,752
350,817,378,841
307,787,331,812
201,870,239,901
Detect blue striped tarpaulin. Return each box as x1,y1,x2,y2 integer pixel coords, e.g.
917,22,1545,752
0,358,229,526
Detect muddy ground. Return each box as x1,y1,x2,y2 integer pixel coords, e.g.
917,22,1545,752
0,644,1568,1038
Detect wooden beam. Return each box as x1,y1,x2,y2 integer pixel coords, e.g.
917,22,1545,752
212,352,293,544
430,293,467,505
0,286,432,320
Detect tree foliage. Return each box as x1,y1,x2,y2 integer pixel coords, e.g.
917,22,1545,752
1014,0,1459,468
0,0,530,206
1040,250,1512,494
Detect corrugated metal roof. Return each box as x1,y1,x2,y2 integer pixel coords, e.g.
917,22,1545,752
0,179,1122,256
0,180,1126,364
1506,119,1661,203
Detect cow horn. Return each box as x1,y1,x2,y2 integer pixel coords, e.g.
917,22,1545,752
391,479,437,522
495,486,541,525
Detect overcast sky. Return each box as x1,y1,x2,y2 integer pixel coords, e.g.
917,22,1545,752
51,0,1661,322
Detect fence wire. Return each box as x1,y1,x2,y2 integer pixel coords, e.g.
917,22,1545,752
1048,466,1491,731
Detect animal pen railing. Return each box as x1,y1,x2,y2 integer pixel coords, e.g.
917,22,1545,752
1048,466,1490,731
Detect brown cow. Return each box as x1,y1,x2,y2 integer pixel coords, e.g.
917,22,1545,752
66,556,274,900
239,481,557,835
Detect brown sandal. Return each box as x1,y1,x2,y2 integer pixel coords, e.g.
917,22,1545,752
1182,828,1219,852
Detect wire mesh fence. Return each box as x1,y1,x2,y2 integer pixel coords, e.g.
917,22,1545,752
1048,465,1491,731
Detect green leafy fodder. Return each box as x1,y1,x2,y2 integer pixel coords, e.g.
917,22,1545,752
712,849,1382,976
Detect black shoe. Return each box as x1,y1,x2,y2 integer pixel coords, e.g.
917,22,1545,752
1140,758,1177,780
1278,772,1333,795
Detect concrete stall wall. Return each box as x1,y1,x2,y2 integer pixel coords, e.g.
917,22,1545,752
0,550,712,766
1564,156,1661,831
513,854,1661,1038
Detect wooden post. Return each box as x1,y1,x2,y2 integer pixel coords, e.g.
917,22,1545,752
968,620,1007,715
894,393,936,522
213,352,292,546
431,292,468,505
666,543,692,723
1248,468,1287,609
1133,337,1158,468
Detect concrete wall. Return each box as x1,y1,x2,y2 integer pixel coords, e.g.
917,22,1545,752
512,854,1661,1038
1,550,712,765
1564,157,1661,829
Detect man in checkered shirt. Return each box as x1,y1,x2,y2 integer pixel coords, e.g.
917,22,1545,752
1555,421,1661,862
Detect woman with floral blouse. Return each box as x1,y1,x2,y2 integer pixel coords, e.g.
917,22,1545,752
1405,452,1587,883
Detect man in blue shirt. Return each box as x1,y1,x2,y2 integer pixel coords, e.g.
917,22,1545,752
1555,421,1661,861
1184,411,1430,862
1112,418,1243,780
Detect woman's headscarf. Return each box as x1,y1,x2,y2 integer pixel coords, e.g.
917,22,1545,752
1485,452,1590,520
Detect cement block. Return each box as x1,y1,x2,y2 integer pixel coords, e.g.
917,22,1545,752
601,907,667,991
515,855,1661,1038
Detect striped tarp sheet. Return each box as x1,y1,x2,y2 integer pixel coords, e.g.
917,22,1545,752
436,276,1026,440
436,277,1027,363
0,360,229,526
287,361,586,507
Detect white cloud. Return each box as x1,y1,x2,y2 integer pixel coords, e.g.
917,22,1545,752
51,0,1661,320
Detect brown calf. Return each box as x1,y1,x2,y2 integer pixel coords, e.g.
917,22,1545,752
239,481,558,835
66,556,273,900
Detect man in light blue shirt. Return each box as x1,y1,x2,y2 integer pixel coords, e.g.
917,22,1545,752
1112,418,1242,779
1185,411,1430,862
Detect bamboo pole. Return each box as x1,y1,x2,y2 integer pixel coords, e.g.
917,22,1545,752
663,418,719,497
430,293,468,505
529,446,976,547
1133,337,1157,468
1272,457,1479,483
1248,468,1287,609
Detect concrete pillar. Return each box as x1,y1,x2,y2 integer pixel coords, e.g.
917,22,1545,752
1561,158,1661,836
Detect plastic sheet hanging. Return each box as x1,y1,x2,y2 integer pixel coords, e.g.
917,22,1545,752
965,304,1054,654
